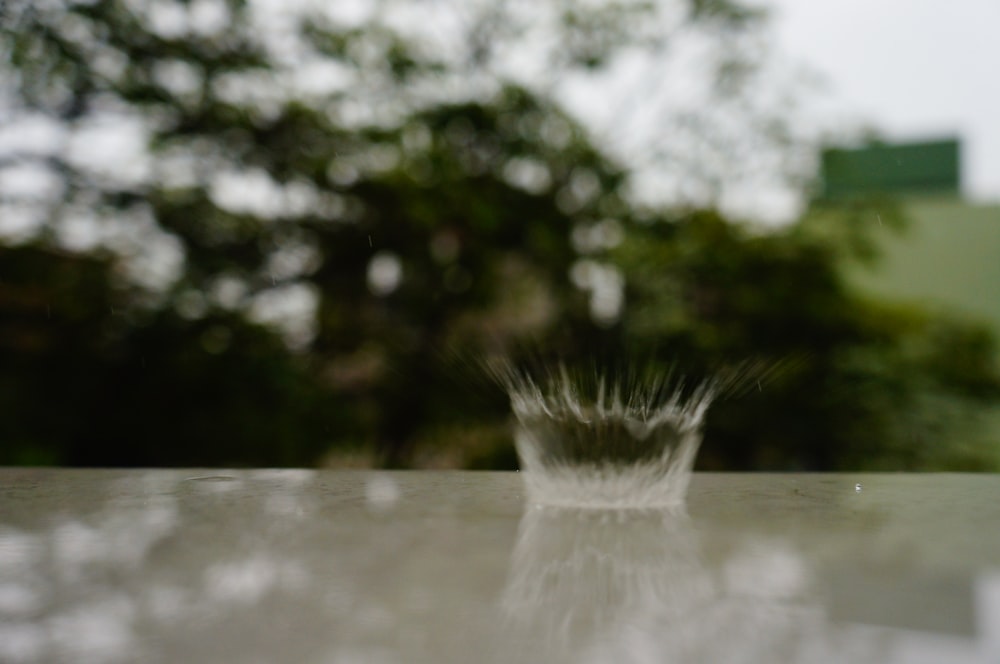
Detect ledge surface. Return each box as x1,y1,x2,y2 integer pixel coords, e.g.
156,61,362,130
1,469,999,663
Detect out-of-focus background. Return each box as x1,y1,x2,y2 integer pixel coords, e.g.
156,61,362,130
1,0,998,470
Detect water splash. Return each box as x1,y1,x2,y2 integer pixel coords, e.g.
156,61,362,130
494,363,718,509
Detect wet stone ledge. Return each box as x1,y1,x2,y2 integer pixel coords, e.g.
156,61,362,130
1,469,999,663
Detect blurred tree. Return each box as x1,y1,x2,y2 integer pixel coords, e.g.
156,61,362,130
0,244,335,466
1,0,997,469
616,208,1000,470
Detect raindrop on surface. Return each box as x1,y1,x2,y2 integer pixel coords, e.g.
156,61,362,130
855,483,862,493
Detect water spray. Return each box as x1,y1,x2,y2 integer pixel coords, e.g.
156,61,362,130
491,361,726,509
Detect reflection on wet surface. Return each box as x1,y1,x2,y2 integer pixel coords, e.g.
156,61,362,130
503,504,999,663
502,507,711,662
0,470,998,663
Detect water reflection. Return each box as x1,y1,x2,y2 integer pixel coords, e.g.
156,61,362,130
502,505,1000,664
1,471,998,663
0,470,328,664
502,506,709,651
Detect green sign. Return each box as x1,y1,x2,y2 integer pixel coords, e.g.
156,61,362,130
821,139,960,199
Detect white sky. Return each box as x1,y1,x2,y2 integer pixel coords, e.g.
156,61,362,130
769,0,1000,203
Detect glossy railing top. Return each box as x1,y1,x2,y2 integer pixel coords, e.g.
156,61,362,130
1,469,999,663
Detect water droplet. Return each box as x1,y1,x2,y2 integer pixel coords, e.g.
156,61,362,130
855,483,862,492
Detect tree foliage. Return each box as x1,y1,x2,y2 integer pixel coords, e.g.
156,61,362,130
1,0,997,469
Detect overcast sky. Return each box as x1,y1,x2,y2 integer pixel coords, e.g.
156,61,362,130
769,0,1000,203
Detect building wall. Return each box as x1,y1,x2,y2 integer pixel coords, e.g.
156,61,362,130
844,195,1000,336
